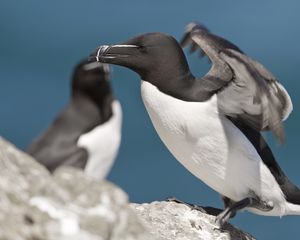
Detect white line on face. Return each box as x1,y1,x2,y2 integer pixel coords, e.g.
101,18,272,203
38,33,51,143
111,45,138,48
96,47,102,62
83,62,102,71
102,64,111,80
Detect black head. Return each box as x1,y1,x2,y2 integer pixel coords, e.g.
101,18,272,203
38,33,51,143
89,33,193,91
71,59,114,122
72,59,112,99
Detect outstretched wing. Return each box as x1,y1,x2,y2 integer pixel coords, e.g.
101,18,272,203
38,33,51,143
181,22,293,142
181,22,234,96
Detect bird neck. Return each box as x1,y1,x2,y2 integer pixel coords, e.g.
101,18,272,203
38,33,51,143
72,89,114,124
143,67,213,102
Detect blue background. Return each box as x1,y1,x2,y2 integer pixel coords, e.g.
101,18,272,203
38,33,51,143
1,1,299,238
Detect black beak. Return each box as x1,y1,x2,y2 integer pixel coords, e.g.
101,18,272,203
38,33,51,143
89,45,110,62
89,44,140,63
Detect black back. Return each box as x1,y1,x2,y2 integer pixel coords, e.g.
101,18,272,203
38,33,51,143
26,60,114,172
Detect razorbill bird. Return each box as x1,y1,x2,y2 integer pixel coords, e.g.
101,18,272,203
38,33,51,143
26,60,122,180
89,23,300,225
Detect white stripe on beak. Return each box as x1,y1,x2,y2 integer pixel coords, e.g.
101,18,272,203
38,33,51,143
96,45,110,62
111,45,139,48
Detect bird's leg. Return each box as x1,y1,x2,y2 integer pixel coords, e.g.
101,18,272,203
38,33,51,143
221,195,237,218
216,196,274,227
216,198,251,227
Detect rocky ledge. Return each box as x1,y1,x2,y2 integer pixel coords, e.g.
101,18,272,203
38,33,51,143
131,201,254,240
0,137,254,240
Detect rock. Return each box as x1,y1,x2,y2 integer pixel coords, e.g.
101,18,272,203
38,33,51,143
0,136,254,240
131,201,255,240
0,137,154,240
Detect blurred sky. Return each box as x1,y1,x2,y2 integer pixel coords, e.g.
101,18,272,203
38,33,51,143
1,1,300,239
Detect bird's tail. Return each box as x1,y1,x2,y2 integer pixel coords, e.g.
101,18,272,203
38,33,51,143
285,202,300,215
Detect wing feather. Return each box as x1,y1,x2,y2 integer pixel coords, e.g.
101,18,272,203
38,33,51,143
181,22,293,142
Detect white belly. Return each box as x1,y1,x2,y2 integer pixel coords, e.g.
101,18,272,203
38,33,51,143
77,100,122,180
141,81,287,215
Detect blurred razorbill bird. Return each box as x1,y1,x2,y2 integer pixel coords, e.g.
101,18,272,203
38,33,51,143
89,22,299,226
27,60,122,180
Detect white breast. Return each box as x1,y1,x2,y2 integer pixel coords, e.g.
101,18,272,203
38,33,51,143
141,80,287,216
77,100,122,180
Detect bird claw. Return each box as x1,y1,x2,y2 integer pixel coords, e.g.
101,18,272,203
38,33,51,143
215,210,231,227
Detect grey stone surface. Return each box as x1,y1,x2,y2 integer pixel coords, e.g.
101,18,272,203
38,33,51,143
0,136,255,240
0,137,153,240
131,201,255,240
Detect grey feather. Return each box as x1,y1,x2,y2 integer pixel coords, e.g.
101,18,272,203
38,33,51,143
181,22,293,142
